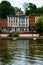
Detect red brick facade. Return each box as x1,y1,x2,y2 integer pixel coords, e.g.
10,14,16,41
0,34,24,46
29,16,35,27
0,16,35,28
0,18,8,27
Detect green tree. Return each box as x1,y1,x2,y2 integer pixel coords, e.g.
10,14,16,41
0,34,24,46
23,3,37,16
10,6,15,15
23,3,29,11
0,1,15,18
35,17,43,34
28,3,37,13
37,7,43,16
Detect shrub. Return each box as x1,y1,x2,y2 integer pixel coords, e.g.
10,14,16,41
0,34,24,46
13,33,19,37
35,17,43,34
8,33,19,37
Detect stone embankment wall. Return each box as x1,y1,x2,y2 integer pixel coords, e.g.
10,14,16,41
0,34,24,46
0,34,39,37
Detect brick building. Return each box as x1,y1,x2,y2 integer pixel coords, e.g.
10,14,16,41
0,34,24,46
0,16,39,32
0,18,8,27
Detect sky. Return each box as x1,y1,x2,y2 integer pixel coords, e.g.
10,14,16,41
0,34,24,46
0,0,43,11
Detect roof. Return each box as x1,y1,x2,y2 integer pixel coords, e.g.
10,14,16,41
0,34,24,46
14,7,23,14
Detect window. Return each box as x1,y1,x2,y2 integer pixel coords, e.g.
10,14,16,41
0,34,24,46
11,23,12,26
22,24,25,27
9,23,10,26
26,18,27,23
11,21,12,24
19,17,25,24
16,17,18,23
19,23,25,27
26,24,27,27
9,20,10,24
14,23,15,25
19,18,20,23
19,24,21,27
22,17,25,21
14,21,15,23
9,17,10,23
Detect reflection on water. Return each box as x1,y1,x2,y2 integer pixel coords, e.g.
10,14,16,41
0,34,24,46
0,39,43,65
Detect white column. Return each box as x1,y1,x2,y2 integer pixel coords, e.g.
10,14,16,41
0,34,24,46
10,17,11,27
25,18,26,27
17,17,20,31
15,17,16,27
7,16,9,27
13,17,15,31
27,17,29,31
12,17,14,27
18,17,19,27
27,17,29,27
35,16,38,23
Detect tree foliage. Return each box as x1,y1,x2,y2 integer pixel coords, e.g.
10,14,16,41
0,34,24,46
0,1,15,18
23,3,29,11
23,3,43,16
37,7,43,16
10,6,15,15
35,17,43,33
23,3,37,16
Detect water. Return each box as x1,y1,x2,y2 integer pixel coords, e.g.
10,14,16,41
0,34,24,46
0,39,43,65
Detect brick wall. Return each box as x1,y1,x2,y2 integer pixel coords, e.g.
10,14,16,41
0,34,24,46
29,16,35,27
0,18,8,27
0,16,35,28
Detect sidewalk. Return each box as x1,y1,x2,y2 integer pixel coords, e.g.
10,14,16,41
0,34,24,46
0,33,39,37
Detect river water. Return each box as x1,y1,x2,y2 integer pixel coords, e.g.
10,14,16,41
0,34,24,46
0,39,43,65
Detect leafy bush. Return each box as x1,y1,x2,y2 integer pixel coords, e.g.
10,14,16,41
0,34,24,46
35,17,43,34
13,33,19,37
8,33,19,37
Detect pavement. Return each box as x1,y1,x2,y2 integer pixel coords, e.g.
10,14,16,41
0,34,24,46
0,33,39,37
